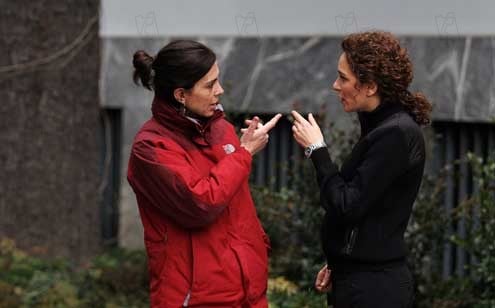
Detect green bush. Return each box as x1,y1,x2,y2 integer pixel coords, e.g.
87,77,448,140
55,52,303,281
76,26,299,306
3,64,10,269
0,239,149,308
405,170,451,307
404,152,495,308
252,177,325,288
267,276,327,307
448,152,495,307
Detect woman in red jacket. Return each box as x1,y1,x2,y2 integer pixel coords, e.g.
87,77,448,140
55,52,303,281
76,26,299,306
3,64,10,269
127,40,280,307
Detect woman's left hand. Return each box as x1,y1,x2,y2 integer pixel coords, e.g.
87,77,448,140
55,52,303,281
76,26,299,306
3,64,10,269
291,110,324,148
314,264,332,293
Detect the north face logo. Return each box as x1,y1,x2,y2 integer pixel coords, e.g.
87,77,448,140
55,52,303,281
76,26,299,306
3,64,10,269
222,144,236,154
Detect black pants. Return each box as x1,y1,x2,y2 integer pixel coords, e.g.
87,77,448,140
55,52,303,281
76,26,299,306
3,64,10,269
329,264,413,308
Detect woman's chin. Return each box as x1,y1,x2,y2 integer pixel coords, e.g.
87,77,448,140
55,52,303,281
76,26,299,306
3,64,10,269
203,110,216,118
342,104,351,113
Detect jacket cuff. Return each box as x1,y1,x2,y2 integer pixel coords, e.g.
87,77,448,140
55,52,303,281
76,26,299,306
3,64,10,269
236,146,253,167
310,147,339,184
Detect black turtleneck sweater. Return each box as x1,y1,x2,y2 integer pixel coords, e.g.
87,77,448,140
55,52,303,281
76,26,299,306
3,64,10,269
310,102,425,271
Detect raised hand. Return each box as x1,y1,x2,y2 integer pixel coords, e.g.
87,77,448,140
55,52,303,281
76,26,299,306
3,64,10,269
291,110,324,148
240,114,282,155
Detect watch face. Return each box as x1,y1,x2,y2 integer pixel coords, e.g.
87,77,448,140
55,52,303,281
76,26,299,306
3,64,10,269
304,147,311,157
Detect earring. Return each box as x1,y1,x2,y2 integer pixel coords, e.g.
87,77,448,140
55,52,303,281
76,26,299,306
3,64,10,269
178,101,186,116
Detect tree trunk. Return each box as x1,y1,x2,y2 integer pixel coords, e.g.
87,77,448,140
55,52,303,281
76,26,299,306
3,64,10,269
0,0,102,263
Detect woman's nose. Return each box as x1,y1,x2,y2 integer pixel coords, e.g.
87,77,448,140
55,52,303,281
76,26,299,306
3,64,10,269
216,83,224,96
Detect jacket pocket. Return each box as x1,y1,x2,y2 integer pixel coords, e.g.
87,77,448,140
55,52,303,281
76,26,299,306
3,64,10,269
144,232,169,292
230,243,268,303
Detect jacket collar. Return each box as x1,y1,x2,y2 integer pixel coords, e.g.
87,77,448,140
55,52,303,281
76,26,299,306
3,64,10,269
358,102,404,137
151,96,224,146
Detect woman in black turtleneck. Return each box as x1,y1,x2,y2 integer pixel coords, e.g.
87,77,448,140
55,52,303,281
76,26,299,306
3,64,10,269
291,31,433,307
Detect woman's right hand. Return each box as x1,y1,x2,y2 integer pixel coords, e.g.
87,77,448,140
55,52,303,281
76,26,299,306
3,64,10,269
314,264,332,293
240,114,281,155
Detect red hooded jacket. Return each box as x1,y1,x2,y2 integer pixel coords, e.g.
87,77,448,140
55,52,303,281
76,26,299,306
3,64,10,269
127,98,270,307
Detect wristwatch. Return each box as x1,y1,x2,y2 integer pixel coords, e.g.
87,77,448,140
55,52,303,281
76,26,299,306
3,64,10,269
304,141,327,158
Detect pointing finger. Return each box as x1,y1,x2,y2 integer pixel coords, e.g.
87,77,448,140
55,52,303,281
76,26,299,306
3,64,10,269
261,113,282,133
291,110,309,125
308,113,319,127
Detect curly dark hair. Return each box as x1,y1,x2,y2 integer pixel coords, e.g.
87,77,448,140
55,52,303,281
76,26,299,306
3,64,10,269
341,31,432,126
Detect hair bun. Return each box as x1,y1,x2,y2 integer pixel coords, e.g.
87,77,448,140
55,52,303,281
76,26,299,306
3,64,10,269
132,50,154,90
133,50,153,69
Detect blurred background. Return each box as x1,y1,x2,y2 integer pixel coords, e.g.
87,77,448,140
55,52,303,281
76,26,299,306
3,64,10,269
1,0,494,307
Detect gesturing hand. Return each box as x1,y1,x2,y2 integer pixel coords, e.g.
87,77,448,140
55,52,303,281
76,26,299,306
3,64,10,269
240,114,282,155
291,110,324,148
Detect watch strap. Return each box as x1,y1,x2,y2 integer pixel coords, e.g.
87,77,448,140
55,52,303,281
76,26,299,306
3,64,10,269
304,141,327,158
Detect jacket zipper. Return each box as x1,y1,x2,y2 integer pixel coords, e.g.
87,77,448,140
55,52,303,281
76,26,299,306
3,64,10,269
182,290,191,307
183,233,194,307
342,227,358,255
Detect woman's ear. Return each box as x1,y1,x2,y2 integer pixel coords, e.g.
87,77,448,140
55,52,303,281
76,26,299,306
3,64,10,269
173,88,186,104
366,81,378,97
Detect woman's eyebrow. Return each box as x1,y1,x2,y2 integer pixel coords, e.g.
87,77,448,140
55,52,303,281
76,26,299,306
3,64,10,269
205,78,218,86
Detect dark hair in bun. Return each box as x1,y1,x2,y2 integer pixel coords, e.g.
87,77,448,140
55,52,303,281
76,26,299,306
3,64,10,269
132,50,154,90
